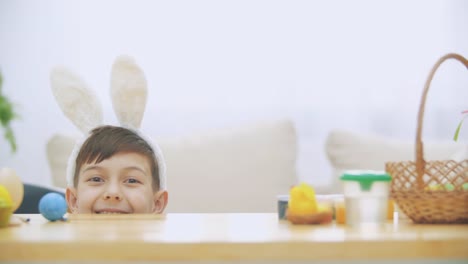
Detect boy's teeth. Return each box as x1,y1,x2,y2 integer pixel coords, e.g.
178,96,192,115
97,211,123,214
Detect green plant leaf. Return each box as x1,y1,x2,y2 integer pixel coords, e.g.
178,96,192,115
0,71,17,153
453,116,466,141
0,95,15,126
4,125,16,152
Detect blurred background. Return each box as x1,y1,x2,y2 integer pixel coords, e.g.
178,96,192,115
0,0,467,188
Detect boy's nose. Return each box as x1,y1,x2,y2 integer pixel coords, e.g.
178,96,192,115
104,193,122,201
103,184,122,201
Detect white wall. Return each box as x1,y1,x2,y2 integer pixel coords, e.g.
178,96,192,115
0,0,467,189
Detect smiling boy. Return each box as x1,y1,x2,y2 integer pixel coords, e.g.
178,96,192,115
66,125,168,214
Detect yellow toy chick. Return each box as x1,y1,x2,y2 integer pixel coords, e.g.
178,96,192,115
287,183,333,225
288,183,318,215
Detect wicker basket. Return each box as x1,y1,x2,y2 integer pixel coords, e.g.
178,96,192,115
385,53,468,224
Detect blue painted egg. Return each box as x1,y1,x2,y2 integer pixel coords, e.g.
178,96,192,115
38,193,67,221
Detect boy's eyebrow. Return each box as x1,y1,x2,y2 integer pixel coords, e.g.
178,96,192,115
81,165,102,173
81,165,148,174
123,166,148,175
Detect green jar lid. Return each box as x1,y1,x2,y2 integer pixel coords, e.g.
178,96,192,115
340,170,391,191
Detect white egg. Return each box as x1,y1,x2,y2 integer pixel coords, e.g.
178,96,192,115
0,168,24,212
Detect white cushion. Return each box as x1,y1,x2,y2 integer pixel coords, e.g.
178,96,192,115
325,129,464,192
46,119,298,213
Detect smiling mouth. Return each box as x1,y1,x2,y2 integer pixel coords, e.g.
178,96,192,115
95,209,129,214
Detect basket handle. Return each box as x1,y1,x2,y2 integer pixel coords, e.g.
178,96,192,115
415,53,468,189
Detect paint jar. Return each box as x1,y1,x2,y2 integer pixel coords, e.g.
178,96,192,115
340,170,391,228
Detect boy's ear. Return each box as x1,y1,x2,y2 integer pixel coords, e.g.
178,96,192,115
152,190,168,214
66,187,79,213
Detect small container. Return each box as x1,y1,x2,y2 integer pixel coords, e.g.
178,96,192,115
340,170,391,228
277,195,289,220
334,196,346,224
387,199,395,220
0,206,13,227
0,185,13,228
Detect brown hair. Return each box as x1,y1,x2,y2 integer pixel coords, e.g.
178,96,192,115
73,125,159,190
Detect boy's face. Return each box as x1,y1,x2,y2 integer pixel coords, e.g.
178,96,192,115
66,152,167,214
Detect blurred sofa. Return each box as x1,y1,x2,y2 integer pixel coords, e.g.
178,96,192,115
15,183,65,214
46,119,298,213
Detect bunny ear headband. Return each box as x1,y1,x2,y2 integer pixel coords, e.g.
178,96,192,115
50,55,166,190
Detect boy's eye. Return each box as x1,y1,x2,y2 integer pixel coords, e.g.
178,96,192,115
126,178,141,184
88,176,103,182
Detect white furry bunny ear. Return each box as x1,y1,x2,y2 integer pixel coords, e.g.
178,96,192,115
110,55,148,129
50,67,103,133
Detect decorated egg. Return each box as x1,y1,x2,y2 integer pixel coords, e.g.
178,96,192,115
38,193,67,221
0,168,24,212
